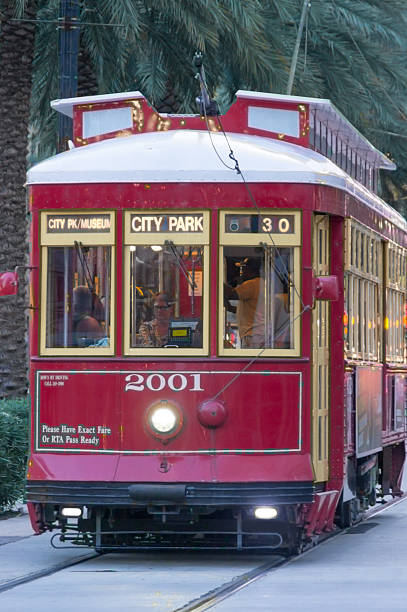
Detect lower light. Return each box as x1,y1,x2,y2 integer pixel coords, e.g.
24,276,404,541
254,506,278,520
61,507,82,518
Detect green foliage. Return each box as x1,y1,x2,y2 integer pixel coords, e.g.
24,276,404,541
0,396,29,511
27,0,275,161
297,0,407,216
19,0,407,216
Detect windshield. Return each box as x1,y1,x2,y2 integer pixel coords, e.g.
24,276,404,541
129,244,204,349
46,245,111,349
223,246,293,350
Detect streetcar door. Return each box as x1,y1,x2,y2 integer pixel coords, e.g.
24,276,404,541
312,214,330,482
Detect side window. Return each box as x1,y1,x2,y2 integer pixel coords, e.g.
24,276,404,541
124,211,210,356
219,211,301,356
385,244,407,364
344,220,381,362
40,212,115,355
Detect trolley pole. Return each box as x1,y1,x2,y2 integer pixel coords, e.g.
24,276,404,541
57,0,80,152
286,0,311,95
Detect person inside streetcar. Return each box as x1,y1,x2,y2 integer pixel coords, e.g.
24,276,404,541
138,293,174,347
224,252,290,349
72,285,104,347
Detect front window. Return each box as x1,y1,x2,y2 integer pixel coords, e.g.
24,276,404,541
46,245,111,349
129,245,204,349
223,246,293,349
40,212,115,355
219,211,301,355
124,211,209,355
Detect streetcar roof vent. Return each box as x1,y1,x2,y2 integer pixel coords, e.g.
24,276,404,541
235,91,395,172
51,91,145,118
50,89,395,193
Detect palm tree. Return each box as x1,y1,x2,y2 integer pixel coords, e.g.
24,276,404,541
298,0,407,215
0,0,274,397
2,0,407,397
29,0,274,162
28,1,407,216
0,0,36,397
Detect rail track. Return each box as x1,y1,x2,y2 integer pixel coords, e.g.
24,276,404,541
1,494,406,610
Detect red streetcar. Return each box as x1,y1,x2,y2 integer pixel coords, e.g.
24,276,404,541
15,87,407,551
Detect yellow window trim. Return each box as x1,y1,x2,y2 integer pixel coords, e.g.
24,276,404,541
39,246,115,357
219,210,301,247
40,210,115,246
345,218,381,281
124,210,210,246
123,210,210,357
218,209,302,357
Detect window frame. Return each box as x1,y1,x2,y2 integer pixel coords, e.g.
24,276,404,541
39,210,116,357
218,209,302,357
344,219,382,362
385,242,407,364
123,210,210,357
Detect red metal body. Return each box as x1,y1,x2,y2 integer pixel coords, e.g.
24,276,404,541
23,90,407,551
28,183,316,486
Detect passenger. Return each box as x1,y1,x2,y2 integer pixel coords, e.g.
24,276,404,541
138,293,174,347
224,258,265,348
224,258,290,349
138,322,155,347
72,285,103,347
92,294,105,324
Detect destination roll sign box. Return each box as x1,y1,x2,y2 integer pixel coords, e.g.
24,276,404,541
130,213,204,233
46,213,112,233
225,214,295,234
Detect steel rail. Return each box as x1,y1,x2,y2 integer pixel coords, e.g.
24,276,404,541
171,494,407,611
364,491,407,520
172,557,288,612
0,551,99,594
0,495,405,599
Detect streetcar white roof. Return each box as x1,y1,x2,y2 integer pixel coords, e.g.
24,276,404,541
27,129,407,232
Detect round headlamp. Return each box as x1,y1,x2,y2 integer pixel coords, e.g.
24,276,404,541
147,401,182,439
151,406,177,433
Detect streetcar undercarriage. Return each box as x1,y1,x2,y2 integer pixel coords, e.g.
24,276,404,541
32,503,303,553
27,480,314,553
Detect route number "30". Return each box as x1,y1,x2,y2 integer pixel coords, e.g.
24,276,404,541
125,373,203,392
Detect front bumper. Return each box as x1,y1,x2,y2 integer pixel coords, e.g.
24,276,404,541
26,480,314,506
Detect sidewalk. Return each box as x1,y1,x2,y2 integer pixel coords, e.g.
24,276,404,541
0,507,33,540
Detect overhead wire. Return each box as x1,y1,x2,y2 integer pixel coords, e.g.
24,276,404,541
197,81,311,398
210,305,310,401
212,109,306,310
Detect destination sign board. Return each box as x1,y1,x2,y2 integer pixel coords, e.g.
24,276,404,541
225,214,295,234
46,214,112,233
130,213,204,233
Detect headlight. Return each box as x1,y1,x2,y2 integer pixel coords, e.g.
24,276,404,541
147,401,182,438
151,407,177,433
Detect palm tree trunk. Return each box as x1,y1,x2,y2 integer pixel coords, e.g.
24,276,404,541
0,1,36,397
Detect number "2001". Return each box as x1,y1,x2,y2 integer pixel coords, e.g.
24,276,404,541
125,373,203,392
